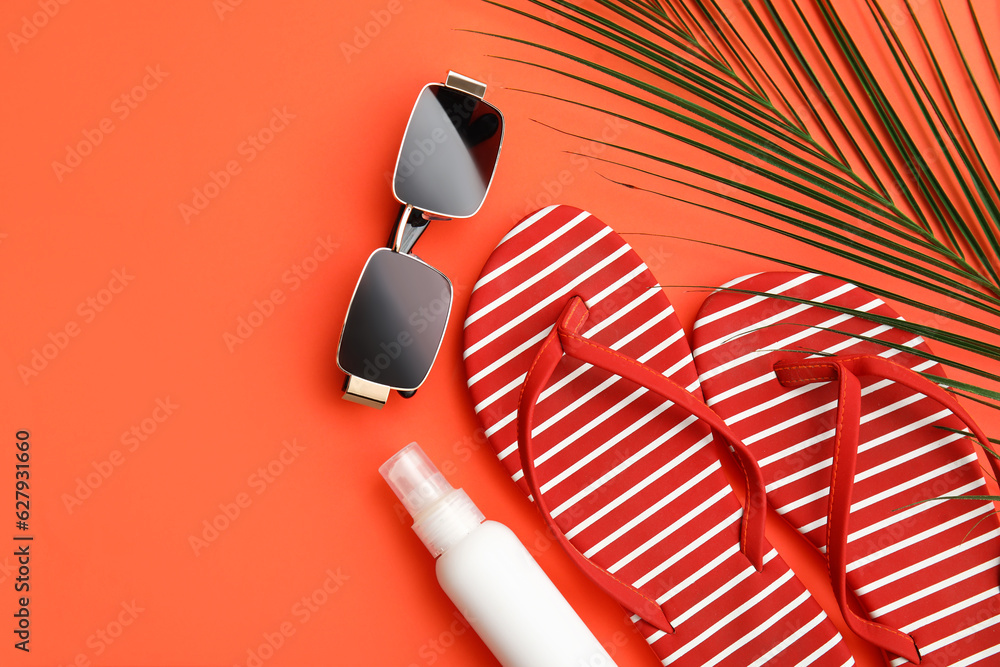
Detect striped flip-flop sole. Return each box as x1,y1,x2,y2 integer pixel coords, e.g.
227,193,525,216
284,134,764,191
691,271,1000,665
464,208,853,666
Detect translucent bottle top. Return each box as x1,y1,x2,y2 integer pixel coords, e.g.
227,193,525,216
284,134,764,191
380,442,485,556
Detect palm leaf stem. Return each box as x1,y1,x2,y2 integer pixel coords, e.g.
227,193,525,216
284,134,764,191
695,0,807,129
665,0,736,78
629,0,663,15
819,0,963,250
758,0,892,198
661,0,710,52
779,0,938,234
745,0,867,192
616,0,684,42
906,496,1000,505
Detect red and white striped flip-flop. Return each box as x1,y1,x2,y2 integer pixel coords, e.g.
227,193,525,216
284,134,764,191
463,207,853,666
691,271,1000,665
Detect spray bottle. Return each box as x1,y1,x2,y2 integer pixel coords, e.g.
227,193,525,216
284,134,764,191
380,442,617,667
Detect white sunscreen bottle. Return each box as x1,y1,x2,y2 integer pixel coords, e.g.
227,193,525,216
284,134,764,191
380,442,618,667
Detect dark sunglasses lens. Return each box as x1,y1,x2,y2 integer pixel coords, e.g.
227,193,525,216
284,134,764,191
394,85,503,217
338,249,452,390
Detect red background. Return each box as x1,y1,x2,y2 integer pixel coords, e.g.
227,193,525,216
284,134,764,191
1,1,997,665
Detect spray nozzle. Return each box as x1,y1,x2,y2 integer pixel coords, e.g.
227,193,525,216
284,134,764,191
380,442,454,519
380,442,484,556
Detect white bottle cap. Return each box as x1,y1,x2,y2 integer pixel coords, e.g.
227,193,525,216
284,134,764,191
380,442,485,557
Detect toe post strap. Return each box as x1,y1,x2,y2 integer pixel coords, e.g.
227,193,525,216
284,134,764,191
517,297,674,634
553,297,767,570
769,353,1000,664
774,354,999,481
516,296,770,633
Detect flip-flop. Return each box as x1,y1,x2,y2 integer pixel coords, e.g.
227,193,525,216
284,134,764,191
463,207,854,666
691,271,1000,665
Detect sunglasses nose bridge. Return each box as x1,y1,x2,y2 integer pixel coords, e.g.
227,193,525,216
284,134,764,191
390,204,416,253
388,204,435,255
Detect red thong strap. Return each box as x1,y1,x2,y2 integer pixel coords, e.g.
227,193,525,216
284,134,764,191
774,353,1000,664
516,296,768,635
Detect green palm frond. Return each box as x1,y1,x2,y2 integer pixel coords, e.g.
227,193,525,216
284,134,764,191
484,0,1000,413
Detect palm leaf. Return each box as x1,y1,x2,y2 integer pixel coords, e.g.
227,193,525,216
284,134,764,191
482,0,1000,421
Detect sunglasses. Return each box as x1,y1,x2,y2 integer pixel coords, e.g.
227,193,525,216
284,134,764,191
337,72,504,408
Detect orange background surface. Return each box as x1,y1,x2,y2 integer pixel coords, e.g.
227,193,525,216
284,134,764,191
1,1,998,666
